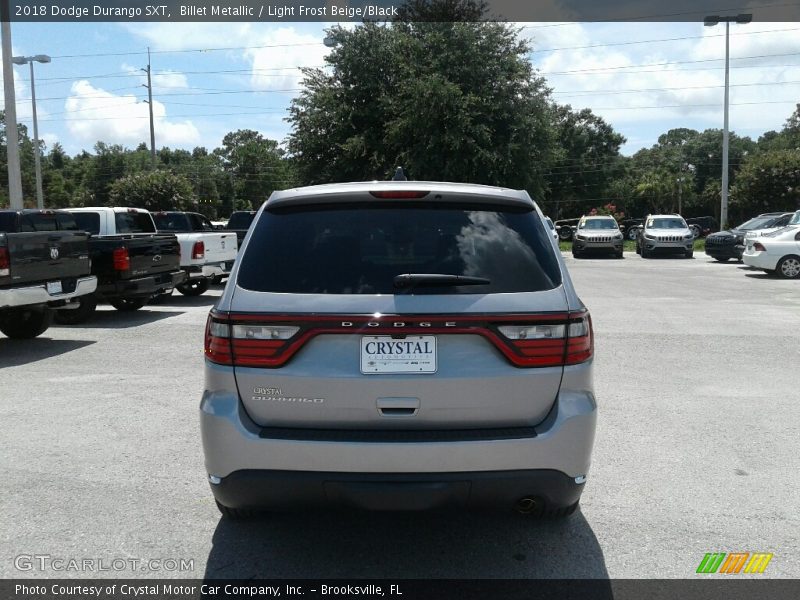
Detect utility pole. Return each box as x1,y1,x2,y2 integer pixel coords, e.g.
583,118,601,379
142,47,156,166
1,12,23,209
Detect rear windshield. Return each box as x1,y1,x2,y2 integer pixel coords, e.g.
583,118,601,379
227,212,256,229
73,212,100,234
0,213,17,232
237,202,561,295
153,212,191,232
115,212,155,234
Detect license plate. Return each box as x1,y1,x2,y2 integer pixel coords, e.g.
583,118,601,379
46,281,63,295
360,335,437,374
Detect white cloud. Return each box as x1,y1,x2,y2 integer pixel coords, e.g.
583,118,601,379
245,27,329,91
64,80,200,148
519,21,800,148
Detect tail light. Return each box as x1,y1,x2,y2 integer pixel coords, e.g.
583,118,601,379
205,311,593,369
753,242,766,252
0,247,10,277
112,247,130,271
192,241,205,259
369,191,429,199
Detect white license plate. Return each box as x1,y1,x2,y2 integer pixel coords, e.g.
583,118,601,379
360,335,437,374
46,281,63,295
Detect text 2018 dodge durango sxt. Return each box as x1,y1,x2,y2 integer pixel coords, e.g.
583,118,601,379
201,181,597,518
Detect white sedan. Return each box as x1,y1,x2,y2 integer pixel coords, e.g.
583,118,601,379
742,216,800,279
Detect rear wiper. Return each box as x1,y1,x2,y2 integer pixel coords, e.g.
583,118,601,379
393,273,491,290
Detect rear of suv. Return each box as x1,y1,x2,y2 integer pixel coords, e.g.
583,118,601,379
201,182,597,518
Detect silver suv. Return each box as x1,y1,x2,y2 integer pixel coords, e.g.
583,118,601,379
636,214,695,258
201,182,597,518
572,215,624,258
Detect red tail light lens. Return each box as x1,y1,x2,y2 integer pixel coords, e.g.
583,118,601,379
112,247,130,271
0,247,10,277
753,242,766,252
192,241,205,259
204,311,593,369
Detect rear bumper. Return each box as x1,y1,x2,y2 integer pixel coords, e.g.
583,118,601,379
742,251,778,271
200,363,597,509
0,276,97,309
186,261,234,280
211,468,584,512
97,270,186,299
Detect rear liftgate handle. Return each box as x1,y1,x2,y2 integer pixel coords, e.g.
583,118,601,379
376,397,420,417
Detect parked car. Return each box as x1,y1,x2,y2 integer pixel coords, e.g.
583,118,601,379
619,218,644,240
0,209,97,338
553,217,580,242
56,207,185,324
635,214,694,258
223,210,258,247
572,215,624,259
201,181,597,519
742,211,800,278
151,211,238,295
704,212,794,262
684,216,718,239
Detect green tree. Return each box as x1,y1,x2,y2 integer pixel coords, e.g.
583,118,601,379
108,170,194,211
545,104,625,218
288,4,556,194
214,130,291,209
731,150,800,216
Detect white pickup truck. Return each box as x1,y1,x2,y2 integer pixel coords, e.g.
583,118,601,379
151,211,238,296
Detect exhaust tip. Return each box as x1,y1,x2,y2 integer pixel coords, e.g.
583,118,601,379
515,496,540,514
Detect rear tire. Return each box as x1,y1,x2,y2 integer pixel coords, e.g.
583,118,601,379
177,279,210,296
714,257,730,262
109,297,147,312
776,255,800,279
54,293,97,325
215,500,256,520
0,307,53,339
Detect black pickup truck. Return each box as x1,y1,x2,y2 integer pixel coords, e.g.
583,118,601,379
53,207,186,324
224,210,257,247
0,209,97,338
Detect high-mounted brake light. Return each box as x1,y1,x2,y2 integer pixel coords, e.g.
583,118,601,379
0,247,10,277
204,311,593,369
112,247,130,271
192,240,205,259
369,191,430,199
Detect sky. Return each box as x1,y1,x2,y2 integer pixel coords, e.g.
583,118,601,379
3,19,800,158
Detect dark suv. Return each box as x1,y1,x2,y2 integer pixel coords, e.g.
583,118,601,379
705,212,794,261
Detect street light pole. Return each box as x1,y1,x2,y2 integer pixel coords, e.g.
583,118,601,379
704,13,751,229
12,54,51,209
28,60,43,208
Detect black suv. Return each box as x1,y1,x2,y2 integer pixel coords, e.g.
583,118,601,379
705,212,794,262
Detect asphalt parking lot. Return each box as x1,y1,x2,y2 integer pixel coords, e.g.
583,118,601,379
1,254,799,579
